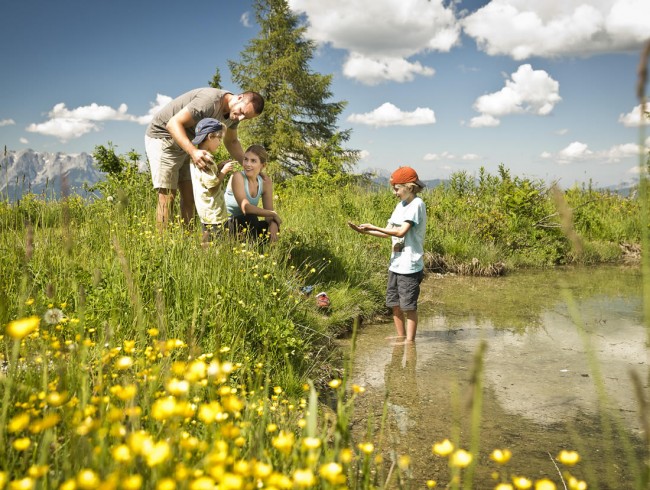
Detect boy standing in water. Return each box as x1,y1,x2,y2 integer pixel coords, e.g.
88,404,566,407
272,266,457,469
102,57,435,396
190,118,235,243
348,166,427,342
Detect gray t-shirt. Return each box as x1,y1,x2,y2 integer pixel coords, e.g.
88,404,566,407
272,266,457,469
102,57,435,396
145,88,240,140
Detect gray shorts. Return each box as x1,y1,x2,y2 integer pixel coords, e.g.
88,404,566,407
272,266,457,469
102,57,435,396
145,135,191,190
386,270,424,311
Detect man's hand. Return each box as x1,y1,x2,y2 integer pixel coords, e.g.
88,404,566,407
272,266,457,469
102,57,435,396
191,149,214,171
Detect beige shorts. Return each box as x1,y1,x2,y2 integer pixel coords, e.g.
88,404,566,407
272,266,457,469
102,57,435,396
145,135,191,190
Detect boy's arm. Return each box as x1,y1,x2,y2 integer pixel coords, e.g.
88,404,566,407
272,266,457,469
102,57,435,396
348,221,392,238
360,221,412,238
216,161,235,184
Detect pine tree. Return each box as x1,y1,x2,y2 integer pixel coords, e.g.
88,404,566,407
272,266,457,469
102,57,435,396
208,68,222,89
228,0,357,177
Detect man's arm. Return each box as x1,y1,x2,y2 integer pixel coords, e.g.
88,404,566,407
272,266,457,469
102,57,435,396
166,108,213,170
223,126,246,163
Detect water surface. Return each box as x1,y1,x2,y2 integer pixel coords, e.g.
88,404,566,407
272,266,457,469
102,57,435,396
343,266,648,488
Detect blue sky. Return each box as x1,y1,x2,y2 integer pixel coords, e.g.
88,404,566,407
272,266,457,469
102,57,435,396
0,0,649,187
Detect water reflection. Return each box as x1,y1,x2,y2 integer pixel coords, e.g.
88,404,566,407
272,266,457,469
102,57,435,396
384,343,419,437
345,266,648,487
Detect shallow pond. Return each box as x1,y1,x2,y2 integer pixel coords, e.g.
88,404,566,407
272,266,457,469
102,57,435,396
342,266,649,489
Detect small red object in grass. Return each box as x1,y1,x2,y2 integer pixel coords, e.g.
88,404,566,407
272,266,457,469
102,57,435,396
316,292,330,308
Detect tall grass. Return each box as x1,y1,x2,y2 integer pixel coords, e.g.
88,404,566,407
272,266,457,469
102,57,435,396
0,134,647,487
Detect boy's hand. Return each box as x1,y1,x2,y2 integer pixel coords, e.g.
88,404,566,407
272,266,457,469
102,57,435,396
219,160,236,176
347,221,362,233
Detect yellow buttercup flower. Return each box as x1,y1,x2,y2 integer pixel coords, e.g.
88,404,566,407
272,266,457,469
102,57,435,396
166,378,190,396
450,449,472,468
432,439,454,457
490,449,512,464
302,437,322,450
567,476,587,490
512,476,532,489
122,475,142,490
534,479,556,490
557,450,580,466
328,379,342,388
272,431,295,454
111,444,132,463
76,469,100,490
8,413,30,433
156,479,176,490
496,484,514,490
293,469,316,487
115,356,134,370
357,442,374,454
46,391,69,407
151,396,178,420
253,461,273,479
27,464,49,478
189,477,215,490
339,448,353,464
319,462,343,484
146,441,171,467
12,437,31,451
426,481,437,488
6,316,39,340
8,477,34,490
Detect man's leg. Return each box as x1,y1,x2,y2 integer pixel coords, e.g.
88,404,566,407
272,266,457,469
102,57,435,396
157,188,176,229
178,180,195,226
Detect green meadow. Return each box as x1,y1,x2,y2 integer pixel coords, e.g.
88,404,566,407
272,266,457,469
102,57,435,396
0,161,646,489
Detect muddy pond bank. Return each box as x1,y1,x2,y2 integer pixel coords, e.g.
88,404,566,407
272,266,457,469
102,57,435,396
340,266,649,489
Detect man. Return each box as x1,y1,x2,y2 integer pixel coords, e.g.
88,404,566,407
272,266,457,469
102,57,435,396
145,88,264,227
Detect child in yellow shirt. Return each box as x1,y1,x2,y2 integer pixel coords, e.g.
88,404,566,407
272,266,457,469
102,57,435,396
190,118,235,243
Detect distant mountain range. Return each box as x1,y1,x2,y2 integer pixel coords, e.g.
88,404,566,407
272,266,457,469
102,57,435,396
360,167,447,189
0,149,106,200
0,151,637,201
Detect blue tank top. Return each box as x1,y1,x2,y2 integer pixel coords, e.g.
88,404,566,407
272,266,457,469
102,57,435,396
225,172,264,217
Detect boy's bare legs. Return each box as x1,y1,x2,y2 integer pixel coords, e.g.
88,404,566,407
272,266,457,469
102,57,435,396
392,305,406,338
404,310,418,342
390,306,417,343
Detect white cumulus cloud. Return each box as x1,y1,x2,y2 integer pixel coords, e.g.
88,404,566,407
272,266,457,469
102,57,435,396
26,95,171,141
0,118,15,127
470,64,561,127
343,54,435,86
288,0,460,84
134,94,173,125
619,104,649,127
424,151,480,161
463,0,650,60
241,11,251,28
542,140,645,164
347,102,436,127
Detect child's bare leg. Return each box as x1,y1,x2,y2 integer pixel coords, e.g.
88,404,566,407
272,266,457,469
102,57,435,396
391,306,406,338
404,310,418,342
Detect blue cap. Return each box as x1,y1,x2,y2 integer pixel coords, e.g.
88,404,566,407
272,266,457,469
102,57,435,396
192,118,223,145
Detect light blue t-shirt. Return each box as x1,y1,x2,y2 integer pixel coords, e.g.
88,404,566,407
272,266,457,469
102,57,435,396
224,172,264,217
387,196,427,274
